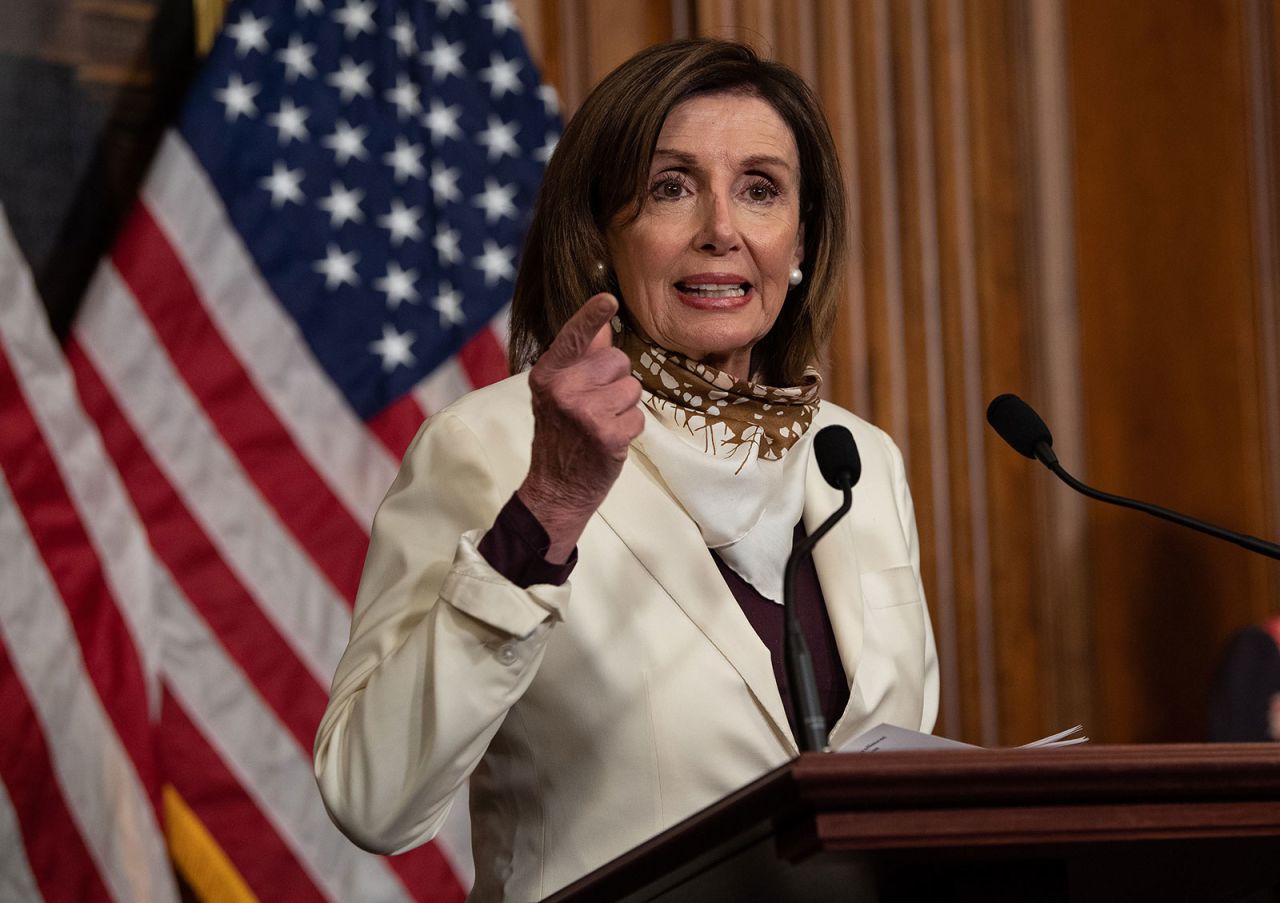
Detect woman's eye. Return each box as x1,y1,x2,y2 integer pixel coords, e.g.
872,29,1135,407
745,180,779,202
652,178,687,199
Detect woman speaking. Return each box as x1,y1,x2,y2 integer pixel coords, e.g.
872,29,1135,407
314,38,938,901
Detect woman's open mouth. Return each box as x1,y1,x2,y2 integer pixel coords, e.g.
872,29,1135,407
674,278,753,308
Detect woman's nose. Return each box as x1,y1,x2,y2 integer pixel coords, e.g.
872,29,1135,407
695,194,740,254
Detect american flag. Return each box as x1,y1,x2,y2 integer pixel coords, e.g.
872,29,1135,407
0,0,558,898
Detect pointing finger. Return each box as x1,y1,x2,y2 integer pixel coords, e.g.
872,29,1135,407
541,293,618,368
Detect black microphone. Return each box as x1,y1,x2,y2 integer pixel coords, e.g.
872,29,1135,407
986,394,1280,560
785,425,862,753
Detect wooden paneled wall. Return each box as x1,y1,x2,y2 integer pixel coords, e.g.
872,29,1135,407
514,0,1280,745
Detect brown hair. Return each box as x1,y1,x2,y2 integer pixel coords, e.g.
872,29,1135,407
508,39,848,385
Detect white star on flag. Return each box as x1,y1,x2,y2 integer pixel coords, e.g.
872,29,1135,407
227,11,271,56
433,223,462,265
296,0,323,13
267,98,310,144
432,0,466,17
479,52,523,99
481,0,518,34
429,161,462,205
370,323,417,370
259,161,306,207
322,119,369,165
386,74,423,120
334,0,376,38
534,132,559,163
432,281,467,326
317,182,365,227
473,239,515,285
328,57,373,102
383,136,426,183
476,115,520,161
375,262,421,309
472,178,517,224
378,199,424,246
392,11,418,56
423,99,463,145
214,74,260,121
421,36,465,82
538,84,560,115
277,35,317,82
314,244,361,289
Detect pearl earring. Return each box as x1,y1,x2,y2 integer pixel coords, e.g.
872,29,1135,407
788,267,803,286
594,261,607,276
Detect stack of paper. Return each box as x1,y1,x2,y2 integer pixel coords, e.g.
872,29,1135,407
837,723,1088,753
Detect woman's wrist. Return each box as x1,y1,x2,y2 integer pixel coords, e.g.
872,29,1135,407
516,476,595,565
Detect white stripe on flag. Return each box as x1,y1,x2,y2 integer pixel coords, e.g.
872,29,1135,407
0,779,42,903
156,562,410,903
143,133,398,529
0,225,164,717
76,265,352,687
412,355,473,416
0,477,178,903
488,303,512,349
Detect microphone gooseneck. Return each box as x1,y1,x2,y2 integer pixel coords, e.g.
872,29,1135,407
785,425,862,753
986,394,1280,561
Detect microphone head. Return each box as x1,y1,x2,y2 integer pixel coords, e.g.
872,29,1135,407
986,394,1054,459
814,425,861,489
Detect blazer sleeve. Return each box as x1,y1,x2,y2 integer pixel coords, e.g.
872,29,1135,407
313,409,569,855
885,429,940,733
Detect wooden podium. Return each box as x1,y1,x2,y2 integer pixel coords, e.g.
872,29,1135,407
543,745,1280,902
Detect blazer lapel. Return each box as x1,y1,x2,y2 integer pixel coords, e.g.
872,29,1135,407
596,447,797,752
802,431,868,750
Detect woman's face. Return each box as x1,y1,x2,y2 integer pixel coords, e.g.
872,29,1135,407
606,92,804,381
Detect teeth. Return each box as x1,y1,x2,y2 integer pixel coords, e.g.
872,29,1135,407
680,284,747,298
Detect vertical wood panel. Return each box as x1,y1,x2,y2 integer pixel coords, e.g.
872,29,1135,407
583,0,673,87
1067,0,1279,742
888,0,959,742
856,0,911,445
964,0,1050,746
816,0,871,416
929,0,995,743
1245,0,1280,616
1025,0,1094,737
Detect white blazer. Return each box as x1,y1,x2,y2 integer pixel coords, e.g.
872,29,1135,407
314,372,938,902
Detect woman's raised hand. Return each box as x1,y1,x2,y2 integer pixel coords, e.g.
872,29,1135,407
518,293,645,563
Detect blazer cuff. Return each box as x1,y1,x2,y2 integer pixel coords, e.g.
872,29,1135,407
477,492,577,588
441,530,571,639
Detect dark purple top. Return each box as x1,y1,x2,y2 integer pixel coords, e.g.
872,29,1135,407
478,493,849,742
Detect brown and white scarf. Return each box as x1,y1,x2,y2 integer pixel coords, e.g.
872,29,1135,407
619,324,822,602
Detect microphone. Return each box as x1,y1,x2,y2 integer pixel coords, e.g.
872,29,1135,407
986,394,1280,560
815,423,863,489
785,425,862,753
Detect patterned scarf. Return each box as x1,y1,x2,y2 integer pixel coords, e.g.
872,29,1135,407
618,323,822,603
618,326,822,466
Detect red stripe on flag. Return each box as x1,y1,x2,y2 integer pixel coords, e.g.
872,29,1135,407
161,692,327,903
112,203,366,603
382,817,468,903
67,341,329,754
457,326,508,390
0,345,160,817
0,635,113,903
368,392,427,460
385,845,468,903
